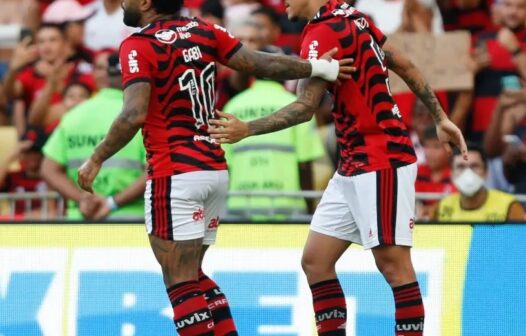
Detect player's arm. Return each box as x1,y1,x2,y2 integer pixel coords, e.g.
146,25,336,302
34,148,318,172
226,46,354,82
77,82,150,192
383,41,468,158
209,78,328,143
91,83,149,164
383,41,447,123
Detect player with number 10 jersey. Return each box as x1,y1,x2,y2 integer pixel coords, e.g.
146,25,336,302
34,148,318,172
119,18,240,177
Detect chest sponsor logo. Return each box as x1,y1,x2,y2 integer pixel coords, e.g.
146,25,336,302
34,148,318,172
308,40,319,60
155,29,178,44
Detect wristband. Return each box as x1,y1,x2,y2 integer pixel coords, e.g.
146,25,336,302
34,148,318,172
106,196,118,211
309,58,339,82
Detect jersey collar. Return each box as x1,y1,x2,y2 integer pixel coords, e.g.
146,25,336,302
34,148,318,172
311,0,360,23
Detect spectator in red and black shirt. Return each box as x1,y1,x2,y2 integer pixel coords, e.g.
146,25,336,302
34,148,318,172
3,23,95,134
464,0,526,143
438,0,495,34
416,126,456,219
0,126,50,218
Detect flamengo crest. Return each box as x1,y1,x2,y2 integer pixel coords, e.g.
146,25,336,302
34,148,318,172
155,29,177,44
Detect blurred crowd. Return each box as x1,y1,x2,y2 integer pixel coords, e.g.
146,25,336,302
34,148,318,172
0,0,525,221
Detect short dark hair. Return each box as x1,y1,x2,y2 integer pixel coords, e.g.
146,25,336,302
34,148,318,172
201,0,224,20
453,142,487,170
151,0,183,14
38,22,65,35
251,6,280,26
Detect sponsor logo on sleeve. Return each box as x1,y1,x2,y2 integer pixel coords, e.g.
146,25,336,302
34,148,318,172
128,50,139,73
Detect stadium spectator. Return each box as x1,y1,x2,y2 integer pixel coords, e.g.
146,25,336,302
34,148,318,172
463,0,526,143
83,0,137,51
435,143,525,221
251,7,282,48
42,0,96,64
199,0,224,26
41,53,146,220
488,91,526,196
3,23,94,131
29,80,92,132
483,89,524,191
223,47,326,220
0,126,51,219
437,0,495,34
416,127,455,219
410,99,435,164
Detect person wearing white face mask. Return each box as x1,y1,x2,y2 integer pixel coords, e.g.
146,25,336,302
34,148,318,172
435,143,525,221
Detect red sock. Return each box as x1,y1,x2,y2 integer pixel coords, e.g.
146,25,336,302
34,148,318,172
167,281,214,335
198,268,238,335
310,279,347,335
393,282,425,336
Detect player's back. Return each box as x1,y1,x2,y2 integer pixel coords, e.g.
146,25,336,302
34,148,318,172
119,16,242,178
301,1,416,176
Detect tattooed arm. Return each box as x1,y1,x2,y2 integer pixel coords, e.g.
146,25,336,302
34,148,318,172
383,41,447,123
78,82,149,192
209,78,328,143
383,40,468,158
91,83,149,163
226,46,354,82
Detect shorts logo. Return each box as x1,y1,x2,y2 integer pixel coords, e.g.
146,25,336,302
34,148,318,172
409,217,415,230
208,216,220,229
155,29,177,44
128,50,139,73
193,208,204,221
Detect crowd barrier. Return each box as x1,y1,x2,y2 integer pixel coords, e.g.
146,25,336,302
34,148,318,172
0,223,525,336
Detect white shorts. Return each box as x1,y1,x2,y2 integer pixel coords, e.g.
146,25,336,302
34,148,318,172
311,163,417,249
144,170,228,245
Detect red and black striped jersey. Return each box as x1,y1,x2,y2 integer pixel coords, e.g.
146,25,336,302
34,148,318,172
119,16,242,178
300,0,416,176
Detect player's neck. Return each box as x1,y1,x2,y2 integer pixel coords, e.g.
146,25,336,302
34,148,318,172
141,12,179,27
460,187,488,211
305,0,329,19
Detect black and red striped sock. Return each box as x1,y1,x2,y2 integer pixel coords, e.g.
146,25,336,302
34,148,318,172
198,268,238,335
310,279,347,335
393,282,425,336
167,281,214,335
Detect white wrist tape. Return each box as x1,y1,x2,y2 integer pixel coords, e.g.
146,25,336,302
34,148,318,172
106,196,118,211
309,58,339,82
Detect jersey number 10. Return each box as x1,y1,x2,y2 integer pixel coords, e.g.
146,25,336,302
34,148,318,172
178,62,216,129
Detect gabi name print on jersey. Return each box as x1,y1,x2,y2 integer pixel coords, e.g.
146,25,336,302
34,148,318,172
119,17,242,178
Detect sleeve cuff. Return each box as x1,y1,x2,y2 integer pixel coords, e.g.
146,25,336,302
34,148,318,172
123,77,151,89
224,42,243,61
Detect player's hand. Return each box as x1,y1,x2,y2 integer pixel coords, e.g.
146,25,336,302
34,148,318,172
436,119,468,160
320,47,355,80
77,158,102,193
79,192,102,219
208,111,250,144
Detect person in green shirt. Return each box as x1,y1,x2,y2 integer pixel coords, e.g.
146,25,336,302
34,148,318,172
223,48,325,221
41,53,146,220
